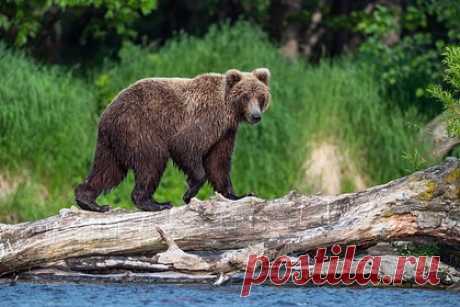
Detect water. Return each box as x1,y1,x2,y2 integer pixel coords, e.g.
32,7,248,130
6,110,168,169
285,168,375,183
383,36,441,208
1,283,459,307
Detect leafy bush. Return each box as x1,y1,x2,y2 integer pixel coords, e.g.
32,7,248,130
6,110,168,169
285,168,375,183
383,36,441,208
356,1,460,117
429,46,460,137
0,1,157,46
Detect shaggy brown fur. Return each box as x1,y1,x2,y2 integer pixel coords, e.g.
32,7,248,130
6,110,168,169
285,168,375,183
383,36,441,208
75,68,271,212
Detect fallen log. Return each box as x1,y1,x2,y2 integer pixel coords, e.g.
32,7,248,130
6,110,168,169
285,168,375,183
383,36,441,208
0,158,459,288
13,255,460,289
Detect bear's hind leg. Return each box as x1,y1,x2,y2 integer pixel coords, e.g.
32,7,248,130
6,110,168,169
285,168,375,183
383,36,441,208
75,142,127,212
131,152,172,211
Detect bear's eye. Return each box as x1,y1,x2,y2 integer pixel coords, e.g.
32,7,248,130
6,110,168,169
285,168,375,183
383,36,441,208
258,95,265,107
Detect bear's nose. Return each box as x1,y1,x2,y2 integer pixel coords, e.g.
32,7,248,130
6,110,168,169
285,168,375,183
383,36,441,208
250,113,261,123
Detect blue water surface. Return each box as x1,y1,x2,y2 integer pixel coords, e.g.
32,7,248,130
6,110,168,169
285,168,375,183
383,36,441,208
0,283,459,307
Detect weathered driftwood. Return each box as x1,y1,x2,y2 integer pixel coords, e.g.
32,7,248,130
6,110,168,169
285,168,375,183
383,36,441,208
0,158,459,288
18,268,218,284
9,255,460,289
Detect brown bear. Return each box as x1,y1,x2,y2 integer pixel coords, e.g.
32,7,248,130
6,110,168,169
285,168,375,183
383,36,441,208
75,68,271,212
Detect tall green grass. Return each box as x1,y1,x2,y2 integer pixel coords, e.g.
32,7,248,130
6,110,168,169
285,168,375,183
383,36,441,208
0,22,432,221
303,61,431,183
0,44,97,221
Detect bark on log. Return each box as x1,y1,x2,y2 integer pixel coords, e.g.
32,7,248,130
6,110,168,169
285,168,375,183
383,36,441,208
0,158,459,286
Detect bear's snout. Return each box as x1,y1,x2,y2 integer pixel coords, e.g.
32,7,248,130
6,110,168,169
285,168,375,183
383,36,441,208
249,112,261,124
247,99,262,124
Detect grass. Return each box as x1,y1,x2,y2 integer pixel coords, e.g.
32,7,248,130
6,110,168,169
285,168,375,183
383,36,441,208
0,22,434,222
0,43,97,222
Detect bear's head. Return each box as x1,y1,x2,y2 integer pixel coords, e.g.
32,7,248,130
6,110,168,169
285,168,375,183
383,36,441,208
224,68,271,125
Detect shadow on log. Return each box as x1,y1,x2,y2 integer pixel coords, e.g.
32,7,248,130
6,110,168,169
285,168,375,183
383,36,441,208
1,158,460,288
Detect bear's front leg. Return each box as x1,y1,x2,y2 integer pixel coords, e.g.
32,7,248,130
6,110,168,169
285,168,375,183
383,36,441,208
204,131,256,201
183,163,207,204
132,185,173,211
132,182,173,211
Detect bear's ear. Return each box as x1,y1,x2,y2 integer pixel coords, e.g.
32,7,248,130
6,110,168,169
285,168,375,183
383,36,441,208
252,68,270,86
225,69,242,91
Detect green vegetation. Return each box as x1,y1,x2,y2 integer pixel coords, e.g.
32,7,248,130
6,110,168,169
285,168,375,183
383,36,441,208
357,1,460,117
0,23,432,222
429,47,460,138
0,43,97,221
0,1,157,46
398,242,441,257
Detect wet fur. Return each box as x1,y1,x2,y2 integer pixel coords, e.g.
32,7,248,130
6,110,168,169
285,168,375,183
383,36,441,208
75,68,271,212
